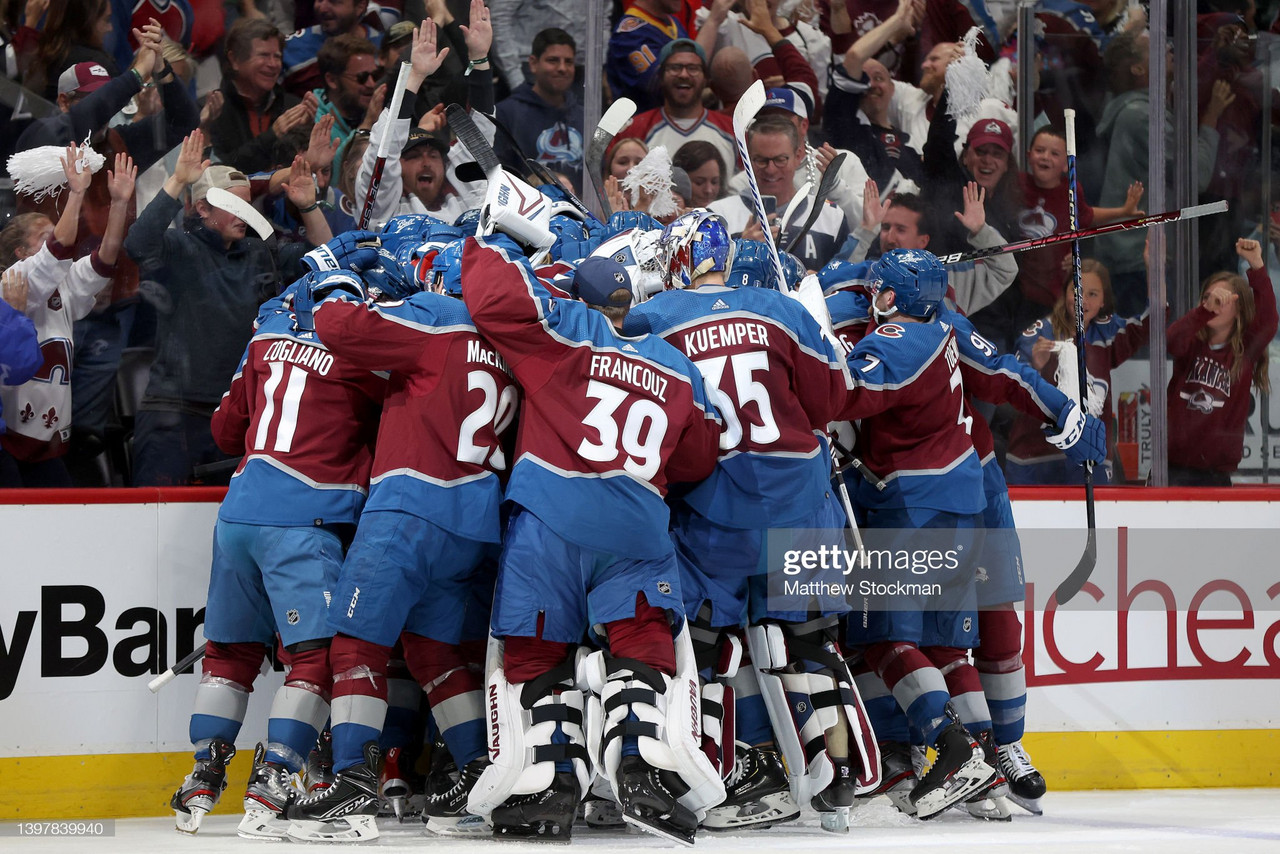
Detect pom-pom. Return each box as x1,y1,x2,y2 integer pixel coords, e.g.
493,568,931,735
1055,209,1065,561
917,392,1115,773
6,143,107,202
1051,339,1106,416
945,27,990,123
620,145,678,218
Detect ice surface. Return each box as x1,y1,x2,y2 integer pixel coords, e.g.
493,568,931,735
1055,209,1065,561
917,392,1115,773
4,789,1279,852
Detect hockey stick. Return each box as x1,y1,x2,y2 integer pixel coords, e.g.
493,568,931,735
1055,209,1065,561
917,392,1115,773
585,97,637,218
783,151,847,255
777,179,812,247
1055,109,1097,606
358,61,412,229
445,102,503,175
148,643,208,692
734,80,789,292
938,200,1228,265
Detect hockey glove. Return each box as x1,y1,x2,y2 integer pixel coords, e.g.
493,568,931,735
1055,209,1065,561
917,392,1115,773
303,230,382,273
1044,400,1106,465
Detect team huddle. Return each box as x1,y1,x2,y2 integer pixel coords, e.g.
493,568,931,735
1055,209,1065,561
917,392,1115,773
167,165,1106,845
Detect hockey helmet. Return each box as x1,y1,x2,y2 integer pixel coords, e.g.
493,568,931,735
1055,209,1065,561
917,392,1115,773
658,210,735,290
431,239,466,295
728,238,772,288
869,248,947,320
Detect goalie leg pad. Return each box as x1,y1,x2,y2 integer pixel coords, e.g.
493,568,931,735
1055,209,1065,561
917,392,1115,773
746,619,881,807
467,655,591,819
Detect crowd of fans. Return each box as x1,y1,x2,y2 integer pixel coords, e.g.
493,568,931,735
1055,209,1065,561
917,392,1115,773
0,0,1277,489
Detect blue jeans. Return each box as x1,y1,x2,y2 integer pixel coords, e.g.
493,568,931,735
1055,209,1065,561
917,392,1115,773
71,303,136,440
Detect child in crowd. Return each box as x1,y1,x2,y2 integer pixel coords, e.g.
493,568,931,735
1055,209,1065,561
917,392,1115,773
1165,238,1277,486
1007,258,1149,484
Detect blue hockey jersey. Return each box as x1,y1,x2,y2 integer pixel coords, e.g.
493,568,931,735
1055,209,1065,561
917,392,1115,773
625,284,852,528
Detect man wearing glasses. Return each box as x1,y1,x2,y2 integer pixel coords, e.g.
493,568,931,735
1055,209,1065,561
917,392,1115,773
284,0,389,97
709,115,849,272
314,34,385,159
619,38,738,183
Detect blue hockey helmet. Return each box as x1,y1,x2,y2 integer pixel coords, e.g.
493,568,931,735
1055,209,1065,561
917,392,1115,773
659,210,734,290
606,209,660,237
869,248,947,320
380,214,449,251
727,239,772,288
431,239,466,295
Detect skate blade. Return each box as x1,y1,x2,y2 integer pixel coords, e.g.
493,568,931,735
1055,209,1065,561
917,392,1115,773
494,819,573,843
238,808,291,839
913,755,997,820
701,792,801,831
818,805,852,833
174,805,210,835
965,794,1013,822
425,813,489,836
1009,792,1044,816
622,812,695,847
285,815,379,843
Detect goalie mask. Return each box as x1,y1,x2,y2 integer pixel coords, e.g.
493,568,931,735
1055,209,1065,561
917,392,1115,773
658,210,734,290
591,228,666,303
869,248,947,321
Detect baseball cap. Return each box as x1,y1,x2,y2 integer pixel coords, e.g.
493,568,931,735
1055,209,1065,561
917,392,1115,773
657,38,706,70
385,20,416,49
573,256,633,307
966,118,1013,153
57,62,112,96
190,165,251,203
763,87,808,120
403,128,449,158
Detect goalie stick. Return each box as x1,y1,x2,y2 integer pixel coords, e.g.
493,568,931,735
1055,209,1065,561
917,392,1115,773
1056,109,1096,605
938,200,1228,265
734,80,789,292
358,61,412,229
585,97,637,218
783,151,847,256
445,102,503,176
148,643,208,692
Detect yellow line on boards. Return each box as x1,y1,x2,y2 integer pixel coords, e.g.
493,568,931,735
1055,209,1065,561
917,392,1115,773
0,731,1276,820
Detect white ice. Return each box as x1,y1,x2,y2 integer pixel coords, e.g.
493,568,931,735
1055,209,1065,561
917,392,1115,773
5,790,1280,853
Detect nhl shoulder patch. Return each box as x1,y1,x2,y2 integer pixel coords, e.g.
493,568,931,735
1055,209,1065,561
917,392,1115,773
711,298,730,310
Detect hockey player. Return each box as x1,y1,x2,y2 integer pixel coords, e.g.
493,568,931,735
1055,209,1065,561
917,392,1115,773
623,211,879,833
835,249,1104,819
169,259,386,836
835,248,995,819
824,255,1102,818
459,207,725,844
284,231,518,843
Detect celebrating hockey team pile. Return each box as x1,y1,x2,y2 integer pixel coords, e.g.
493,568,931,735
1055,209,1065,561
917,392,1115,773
166,162,1107,846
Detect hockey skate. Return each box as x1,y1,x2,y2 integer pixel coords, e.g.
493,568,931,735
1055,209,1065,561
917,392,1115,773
422,756,489,836
237,742,296,839
701,744,799,832
810,756,857,833
171,737,236,834
617,754,700,847
868,741,918,816
491,769,581,843
286,741,383,843
303,727,335,793
379,746,412,821
964,730,1012,821
998,740,1047,815
910,720,996,820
